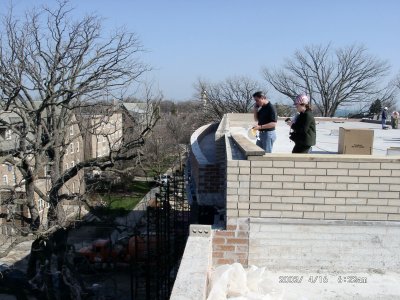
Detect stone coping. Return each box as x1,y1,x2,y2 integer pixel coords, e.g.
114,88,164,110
170,225,212,300
231,133,264,157
215,114,229,139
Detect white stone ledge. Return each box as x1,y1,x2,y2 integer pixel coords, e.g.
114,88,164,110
170,226,212,300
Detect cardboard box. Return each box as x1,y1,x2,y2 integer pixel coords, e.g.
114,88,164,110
338,128,374,155
387,147,400,156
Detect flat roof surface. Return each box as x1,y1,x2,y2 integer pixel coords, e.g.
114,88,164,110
230,118,400,156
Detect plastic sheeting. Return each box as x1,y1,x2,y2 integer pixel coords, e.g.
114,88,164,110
207,263,308,300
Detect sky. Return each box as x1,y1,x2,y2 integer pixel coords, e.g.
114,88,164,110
4,0,400,104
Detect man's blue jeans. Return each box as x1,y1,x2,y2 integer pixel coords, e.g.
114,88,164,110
256,130,276,153
382,118,386,129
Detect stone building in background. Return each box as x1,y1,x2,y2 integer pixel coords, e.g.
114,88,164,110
0,108,85,233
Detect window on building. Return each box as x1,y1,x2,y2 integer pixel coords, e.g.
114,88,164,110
72,182,75,193
5,129,12,140
76,142,79,153
2,175,8,185
70,143,74,153
71,161,75,167
13,173,16,184
38,198,44,211
44,165,51,177
65,163,68,170
70,126,74,136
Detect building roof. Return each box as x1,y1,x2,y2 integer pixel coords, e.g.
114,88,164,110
121,102,150,115
227,114,400,156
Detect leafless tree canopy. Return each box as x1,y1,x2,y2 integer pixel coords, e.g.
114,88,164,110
194,76,264,122
0,0,155,236
139,100,201,177
396,73,400,90
263,44,391,117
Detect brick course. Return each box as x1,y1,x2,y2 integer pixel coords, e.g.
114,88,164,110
212,218,249,266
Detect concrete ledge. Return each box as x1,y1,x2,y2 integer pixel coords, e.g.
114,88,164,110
231,133,265,157
215,114,229,140
170,225,212,300
190,224,212,237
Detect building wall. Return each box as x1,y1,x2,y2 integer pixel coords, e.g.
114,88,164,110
249,218,400,272
213,146,400,272
213,217,249,266
0,163,20,187
226,155,400,221
187,113,400,272
62,116,85,195
0,112,87,229
88,112,123,159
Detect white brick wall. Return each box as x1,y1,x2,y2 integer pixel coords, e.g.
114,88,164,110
226,155,400,222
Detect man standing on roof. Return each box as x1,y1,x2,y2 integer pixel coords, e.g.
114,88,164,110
382,107,388,129
252,91,277,153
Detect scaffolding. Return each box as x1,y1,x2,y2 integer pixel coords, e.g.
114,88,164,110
131,170,191,299
59,172,190,300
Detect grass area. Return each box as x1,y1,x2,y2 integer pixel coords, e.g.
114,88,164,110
105,195,142,211
99,181,154,213
141,156,178,178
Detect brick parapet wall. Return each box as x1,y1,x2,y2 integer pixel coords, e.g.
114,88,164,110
226,154,400,222
212,154,400,267
189,123,225,206
189,151,224,206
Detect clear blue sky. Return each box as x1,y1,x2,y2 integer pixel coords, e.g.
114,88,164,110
5,0,400,103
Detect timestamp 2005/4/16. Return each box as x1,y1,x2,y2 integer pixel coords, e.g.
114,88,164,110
278,275,368,284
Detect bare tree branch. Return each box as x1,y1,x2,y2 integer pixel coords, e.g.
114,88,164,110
263,44,391,117
194,76,264,122
0,1,156,237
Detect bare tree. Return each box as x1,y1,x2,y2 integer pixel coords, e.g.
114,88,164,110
194,76,264,122
275,103,293,117
263,44,391,117
396,73,400,89
0,0,158,262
